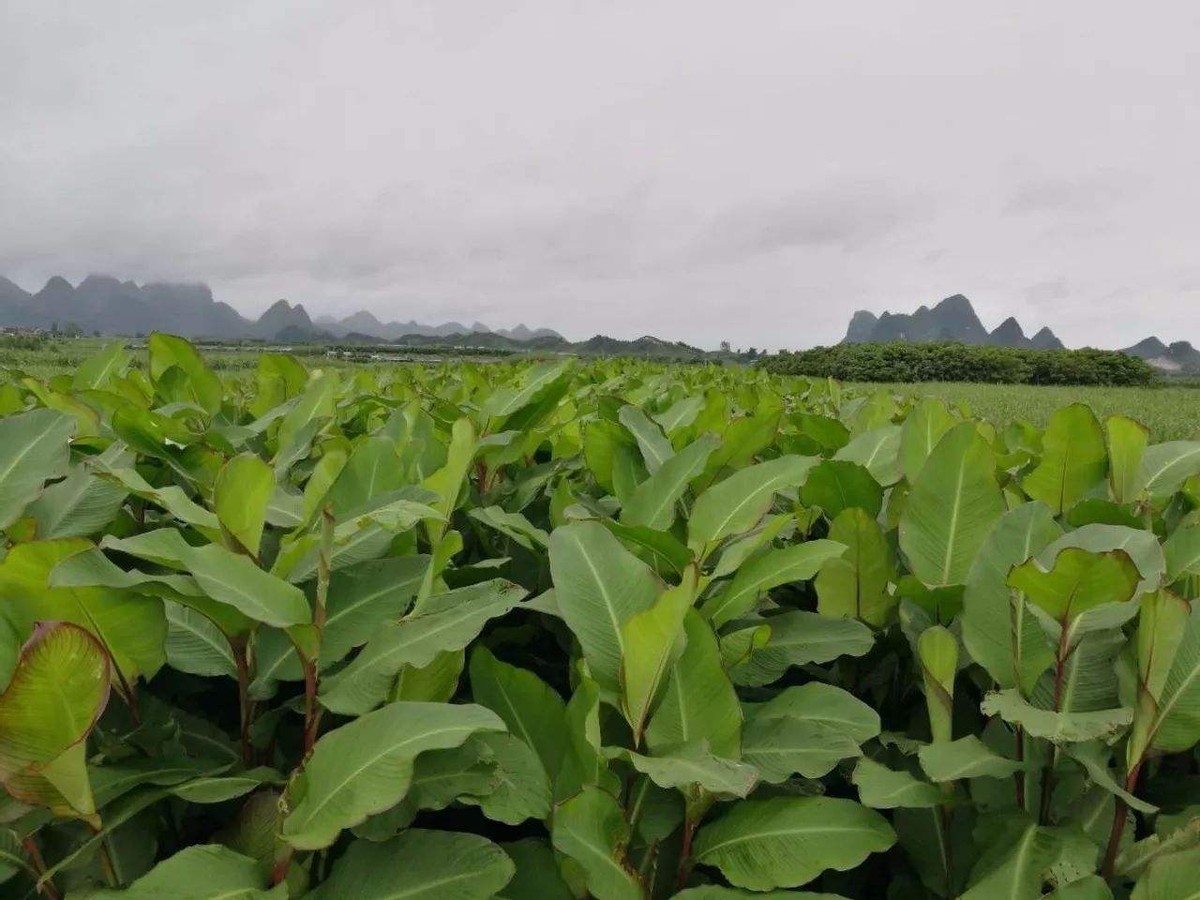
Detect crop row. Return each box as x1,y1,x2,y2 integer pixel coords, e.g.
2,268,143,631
0,337,1198,898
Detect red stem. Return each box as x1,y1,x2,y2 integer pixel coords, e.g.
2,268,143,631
1101,762,1143,882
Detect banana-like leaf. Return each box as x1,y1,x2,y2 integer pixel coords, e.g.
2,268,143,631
702,540,845,628
1022,404,1108,516
89,844,282,899
0,408,75,530
688,455,819,555
214,452,274,556
551,785,645,900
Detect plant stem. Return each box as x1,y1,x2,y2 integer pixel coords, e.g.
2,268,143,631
302,505,334,758
233,641,254,767
23,836,59,900
1101,761,1143,881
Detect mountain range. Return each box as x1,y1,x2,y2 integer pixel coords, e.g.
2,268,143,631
843,294,1065,350
0,275,563,344
842,294,1198,373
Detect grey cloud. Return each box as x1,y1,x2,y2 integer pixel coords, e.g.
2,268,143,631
2,1,1199,348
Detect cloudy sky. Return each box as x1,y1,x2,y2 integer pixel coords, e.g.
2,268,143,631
3,1,1199,349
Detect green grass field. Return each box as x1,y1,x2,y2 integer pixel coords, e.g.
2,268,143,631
871,381,1200,441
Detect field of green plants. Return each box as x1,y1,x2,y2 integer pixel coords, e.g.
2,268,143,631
1,337,1199,899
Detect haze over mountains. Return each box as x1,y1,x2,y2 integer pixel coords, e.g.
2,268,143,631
842,294,1198,372
0,275,562,344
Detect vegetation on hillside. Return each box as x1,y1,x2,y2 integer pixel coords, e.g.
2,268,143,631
762,341,1158,386
0,340,1199,897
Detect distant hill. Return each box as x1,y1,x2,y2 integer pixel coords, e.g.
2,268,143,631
1121,337,1200,373
842,294,1065,350
0,274,563,344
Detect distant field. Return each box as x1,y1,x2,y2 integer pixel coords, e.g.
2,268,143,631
871,380,1200,441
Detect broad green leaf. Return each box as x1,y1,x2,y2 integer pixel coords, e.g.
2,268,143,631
729,611,875,687
620,579,691,739
852,758,943,809
164,601,236,678
1164,526,1200,581
103,530,311,628
462,732,551,825
71,340,131,390
618,405,674,474
692,796,896,891
90,844,282,899
1140,600,1200,754
1139,441,1200,500
961,814,1064,900
702,539,846,628
1023,404,1108,515
918,736,1020,781
549,521,662,695
815,508,895,627
901,397,956,483
646,612,742,758
1131,846,1200,900
499,838,576,900
1009,548,1140,625
312,830,515,899
0,408,75,530
611,743,758,796
0,624,108,775
835,424,902,486
551,786,645,900
24,467,127,540
470,506,550,550
1107,415,1149,504
981,689,1132,743
1128,591,1192,763
469,647,568,782
742,715,861,781
688,455,819,554
327,435,404,515
282,701,505,850
900,423,1003,588
962,501,1061,695
801,460,883,519
0,539,167,684
747,682,881,744
214,452,274,556
620,434,718,530
320,580,526,715
148,333,223,415
1039,523,1165,595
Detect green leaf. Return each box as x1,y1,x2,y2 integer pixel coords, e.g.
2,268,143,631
962,501,1061,695
702,539,846,628
110,530,311,628
214,453,274,556
801,460,883,520
692,796,896,891
729,611,875,687
0,623,109,819
899,422,1004,588
90,844,282,899
620,434,718,531
618,405,674,474
320,580,527,715
1131,846,1200,900
852,757,943,809
1139,441,1200,500
282,701,505,850
960,813,1064,900
1164,526,1200,581
549,521,662,696
470,506,550,550
312,830,515,899
1009,547,1140,625
551,786,645,900
498,838,576,900
610,742,759,796
981,689,1132,743
0,408,75,530
148,333,223,415
1023,404,1108,516
900,397,956,483
742,715,861,781
24,467,127,540
918,625,958,743
747,682,881,743
164,601,236,678
918,736,1020,781
689,455,819,554
71,340,131,391
647,611,742,758
620,578,692,739
0,538,167,685
835,424,902,486
815,508,895,627
1039,524,1165,595
462,732,552,825
1107,415,1149,504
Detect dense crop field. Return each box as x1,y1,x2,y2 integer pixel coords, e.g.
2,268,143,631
867,382,1200,443
1,337,1200,898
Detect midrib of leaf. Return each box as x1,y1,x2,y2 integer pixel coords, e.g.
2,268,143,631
0,418,63,490
699,822,877,855
572,532,626,661
559,819,637,887
940,452,968,585
708,473,788,543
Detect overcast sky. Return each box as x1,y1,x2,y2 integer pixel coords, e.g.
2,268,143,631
3,1,1199,349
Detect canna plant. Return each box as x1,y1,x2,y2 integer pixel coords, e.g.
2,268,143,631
0,337,1197,898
